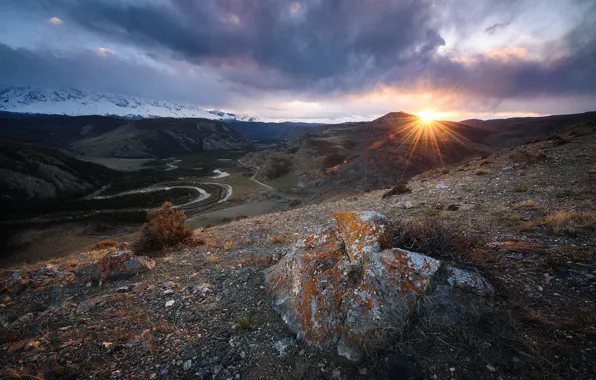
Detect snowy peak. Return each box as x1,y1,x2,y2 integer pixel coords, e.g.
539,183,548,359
0,86,260,121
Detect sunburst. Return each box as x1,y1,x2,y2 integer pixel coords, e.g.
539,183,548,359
369,111,470,174
417,110,440,123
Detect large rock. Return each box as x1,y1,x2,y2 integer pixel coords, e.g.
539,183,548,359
265,211,493,361
97,247,156,283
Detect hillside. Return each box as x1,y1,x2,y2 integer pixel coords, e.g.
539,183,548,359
242,112,493,196
461,111,596,147
226,120,320,142
0,144,115,202
0,86,258,121
0,114,253,158
1,116,594,379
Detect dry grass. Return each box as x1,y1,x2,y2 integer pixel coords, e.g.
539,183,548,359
514,185,529,192
235,314,257,330
522,211,596,236
513,200,540,209
205,254,221,265
269,234,285,244
223,241,235,250
391,217,476,262
502,213,523,222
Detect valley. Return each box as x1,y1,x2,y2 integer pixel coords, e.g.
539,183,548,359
3,111,596,267
1,110,595,380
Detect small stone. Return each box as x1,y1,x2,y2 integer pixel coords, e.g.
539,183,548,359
536,285,543,292
450,368,456,372
512,356,521,363
159,368,169,376
165,300,175,307
359,368,368,375
274,337,294,357
164,289,175,295
117,286,129,293
149,374,156,379
165,281,176,288
195,368,211,379
332,369,341,378
239,351,246,359
183,360,192,371
133,282,148,293
298,349,305,356
486,364,496,372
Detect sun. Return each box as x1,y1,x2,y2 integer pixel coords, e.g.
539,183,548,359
418,110,440,123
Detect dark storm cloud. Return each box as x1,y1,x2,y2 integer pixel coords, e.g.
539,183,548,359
34,0,445,91
2,0,596,107
0,43,230,106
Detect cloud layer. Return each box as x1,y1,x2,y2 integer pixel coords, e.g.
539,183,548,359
1,0,595,120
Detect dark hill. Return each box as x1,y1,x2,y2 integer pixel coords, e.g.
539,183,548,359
0,114,253,158
0,143,115,203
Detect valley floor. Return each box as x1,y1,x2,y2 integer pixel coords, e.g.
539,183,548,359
1,127,595,379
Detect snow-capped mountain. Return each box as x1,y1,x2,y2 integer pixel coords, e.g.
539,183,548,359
0,86,260,121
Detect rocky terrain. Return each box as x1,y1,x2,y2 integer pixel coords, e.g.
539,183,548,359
1,116,594,379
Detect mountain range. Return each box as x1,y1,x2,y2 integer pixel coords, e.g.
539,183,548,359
0,86,259,121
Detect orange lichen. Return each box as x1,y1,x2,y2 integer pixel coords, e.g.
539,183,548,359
334,211,391,261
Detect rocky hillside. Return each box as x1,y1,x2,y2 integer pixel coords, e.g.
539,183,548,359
243,112,493,194
0,114,253,158
462,111,596,148
243,112,596,199
1,117,594,378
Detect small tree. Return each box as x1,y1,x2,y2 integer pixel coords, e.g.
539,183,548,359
134,201,193,254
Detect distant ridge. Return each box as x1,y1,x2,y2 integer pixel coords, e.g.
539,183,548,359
0,85,260,121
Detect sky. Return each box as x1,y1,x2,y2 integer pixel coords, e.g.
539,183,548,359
1,0,595,122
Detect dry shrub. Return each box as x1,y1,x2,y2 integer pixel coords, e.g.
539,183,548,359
269,234,285,244
90,240,118,250
235,314,257,330
391,217,475,262
382,181,412,198
133,202,193,254
205,254,221,264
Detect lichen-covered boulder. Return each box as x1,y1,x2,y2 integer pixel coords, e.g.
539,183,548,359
266,226,349,349
334,211,391,262
97,248,156,283
265,211,493,361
